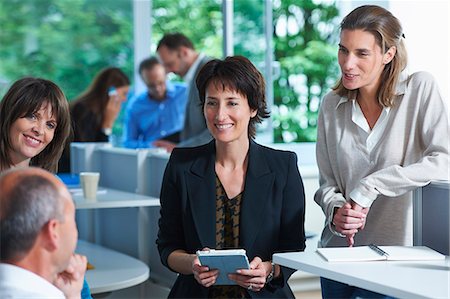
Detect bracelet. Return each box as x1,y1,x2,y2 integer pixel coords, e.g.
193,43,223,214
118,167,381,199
102,127,112,136
266,262,275,283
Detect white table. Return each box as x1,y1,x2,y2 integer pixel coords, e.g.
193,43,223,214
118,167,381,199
273,251,450,299
76,240,149,294
71,187,175,287
71,187,160,209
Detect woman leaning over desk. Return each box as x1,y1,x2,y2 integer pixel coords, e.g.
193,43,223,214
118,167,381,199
157,56,306,298
314,5,449,298
0,77,92,298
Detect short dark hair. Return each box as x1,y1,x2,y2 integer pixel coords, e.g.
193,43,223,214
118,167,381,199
0,171,63,261
0,77,71,172
157,32,194,51
138,56,161,76
196,56,270,139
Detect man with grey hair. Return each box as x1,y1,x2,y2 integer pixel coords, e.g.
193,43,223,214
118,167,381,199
0,167,86,298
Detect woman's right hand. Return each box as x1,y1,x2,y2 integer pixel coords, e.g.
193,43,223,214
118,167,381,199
192,248,219,288
333,202,367,246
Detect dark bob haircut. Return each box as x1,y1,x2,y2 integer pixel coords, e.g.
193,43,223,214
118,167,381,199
196,56,270,139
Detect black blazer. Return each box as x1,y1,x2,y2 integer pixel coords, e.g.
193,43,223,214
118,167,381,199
157,140,306,298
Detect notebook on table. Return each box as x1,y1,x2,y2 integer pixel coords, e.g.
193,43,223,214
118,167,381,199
317,245,446,262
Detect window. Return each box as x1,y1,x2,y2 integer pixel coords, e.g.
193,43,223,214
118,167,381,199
0,0,133,100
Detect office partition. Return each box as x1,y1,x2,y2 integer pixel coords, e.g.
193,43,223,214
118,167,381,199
70,142,111,174
413,181,450,255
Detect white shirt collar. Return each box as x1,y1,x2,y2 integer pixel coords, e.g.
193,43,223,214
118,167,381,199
351,99,391,134
335,70,409,109
0,263,65,298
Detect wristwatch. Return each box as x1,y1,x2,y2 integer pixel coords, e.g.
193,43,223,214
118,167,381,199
266,262,275,283
102,127,112,136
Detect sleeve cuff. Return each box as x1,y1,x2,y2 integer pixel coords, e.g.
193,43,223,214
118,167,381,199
349,185,378,208
327,202,346,238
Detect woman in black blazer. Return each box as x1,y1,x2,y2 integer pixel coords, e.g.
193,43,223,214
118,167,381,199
157,56,306,298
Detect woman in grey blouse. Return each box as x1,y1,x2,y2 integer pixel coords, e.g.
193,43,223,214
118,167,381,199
314,5,449,299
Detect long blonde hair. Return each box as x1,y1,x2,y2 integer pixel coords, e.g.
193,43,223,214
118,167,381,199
333,5,408,107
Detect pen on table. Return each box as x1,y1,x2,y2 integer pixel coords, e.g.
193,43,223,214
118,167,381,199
368,244,389,258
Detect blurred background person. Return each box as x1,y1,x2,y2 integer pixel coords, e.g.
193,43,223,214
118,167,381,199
0,167,87,298
154,32,212,152
157,56,305,298
123,56,187,148
58,67,130,172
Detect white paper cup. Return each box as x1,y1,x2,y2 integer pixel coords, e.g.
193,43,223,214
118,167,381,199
79,172,100,201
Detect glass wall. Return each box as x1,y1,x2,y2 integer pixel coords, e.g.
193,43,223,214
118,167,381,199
272,0,340,143
2,1,445,145
0,0,134,100
151,0,222,78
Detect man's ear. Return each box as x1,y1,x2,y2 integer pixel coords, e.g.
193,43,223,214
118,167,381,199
383,46,397,65
178,46,189,58
40,219,59,251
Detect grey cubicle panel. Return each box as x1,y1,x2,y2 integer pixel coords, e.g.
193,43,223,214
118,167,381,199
96,147,148,193
71,142,119,248
139,150,170,197
138,150,176,287
73,146,148,265
74,146,176,288
84,147,148,256
70,142,111,174
413,181,450,255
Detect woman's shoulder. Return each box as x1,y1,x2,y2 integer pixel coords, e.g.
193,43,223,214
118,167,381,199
253,142,297,162
321,90,343,108
170,143,212,163
407,71,438,88
70,100,89,118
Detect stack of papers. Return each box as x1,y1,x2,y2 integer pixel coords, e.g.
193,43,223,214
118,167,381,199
317,246,446,262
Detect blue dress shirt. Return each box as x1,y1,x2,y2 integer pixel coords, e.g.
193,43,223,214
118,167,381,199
81,279,92,299
123,81,187,148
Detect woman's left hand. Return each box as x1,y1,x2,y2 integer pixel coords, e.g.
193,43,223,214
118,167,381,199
102,94,122,129
228,257,270,292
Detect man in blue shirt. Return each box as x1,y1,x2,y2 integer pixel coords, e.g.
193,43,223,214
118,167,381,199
123,57,187,148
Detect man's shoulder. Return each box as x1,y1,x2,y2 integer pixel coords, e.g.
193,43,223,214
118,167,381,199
128,92,150,106
0,264,65,298
166,81,187,100
199,55,213,68
171,81,187,92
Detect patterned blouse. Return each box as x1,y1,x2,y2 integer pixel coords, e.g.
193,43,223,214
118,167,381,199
208,175,250,299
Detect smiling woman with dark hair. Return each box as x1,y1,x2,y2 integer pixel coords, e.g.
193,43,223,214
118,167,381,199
0,77,71,172
157,56,306,298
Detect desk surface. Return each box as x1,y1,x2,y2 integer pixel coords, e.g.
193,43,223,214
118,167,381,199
273,251,450,299
72,187,160,209
76,240,149,294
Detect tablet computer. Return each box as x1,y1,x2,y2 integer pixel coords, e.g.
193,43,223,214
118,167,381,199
196,249,250,285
